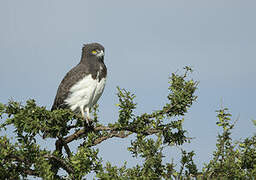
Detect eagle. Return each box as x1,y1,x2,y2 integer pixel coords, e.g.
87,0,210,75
51,43,107,124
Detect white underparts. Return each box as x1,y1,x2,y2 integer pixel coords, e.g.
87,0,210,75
64,73,106,120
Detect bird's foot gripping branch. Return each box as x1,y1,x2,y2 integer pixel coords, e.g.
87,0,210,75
0,67,199,179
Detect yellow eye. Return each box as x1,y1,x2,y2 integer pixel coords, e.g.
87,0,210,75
91,50,97,55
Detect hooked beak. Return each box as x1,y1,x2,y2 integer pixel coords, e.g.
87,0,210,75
96,50,104,58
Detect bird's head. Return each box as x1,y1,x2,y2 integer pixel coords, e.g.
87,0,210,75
81,43,105,61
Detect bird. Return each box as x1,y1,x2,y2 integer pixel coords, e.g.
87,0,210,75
51,43,107,124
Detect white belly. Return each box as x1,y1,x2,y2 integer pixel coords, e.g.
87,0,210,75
64,74,106,111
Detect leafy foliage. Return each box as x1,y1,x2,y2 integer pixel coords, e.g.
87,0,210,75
202,108,256,179
0,67,255,179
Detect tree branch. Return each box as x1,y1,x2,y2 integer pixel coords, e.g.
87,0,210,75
64,143,72,158
85,130,132,147
44,154,75,174
70,125,161,146
79,126,162,147
64,125,111,144
23,169,39,176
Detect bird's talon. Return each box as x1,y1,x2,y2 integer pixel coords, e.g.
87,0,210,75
84,117,93,127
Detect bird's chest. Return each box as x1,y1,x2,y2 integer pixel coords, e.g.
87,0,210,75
65,69,106,110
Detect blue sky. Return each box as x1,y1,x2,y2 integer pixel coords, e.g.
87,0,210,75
0,0,256,174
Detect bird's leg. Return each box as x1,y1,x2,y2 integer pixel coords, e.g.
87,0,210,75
80,106,85,117
85,107,91,125
80,106,86,127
